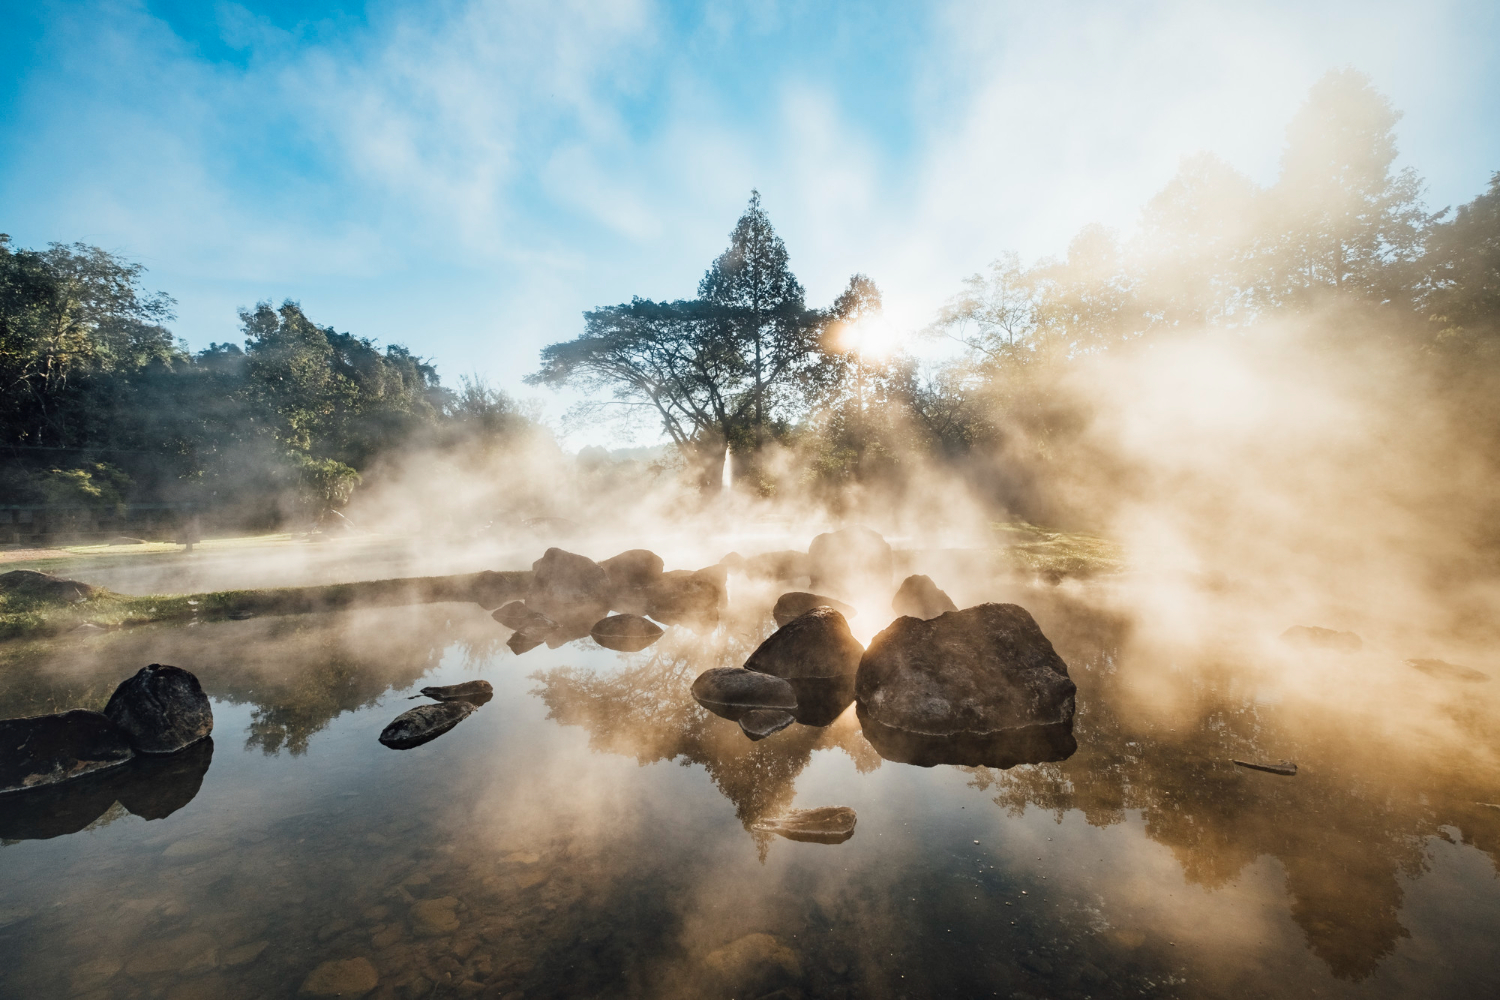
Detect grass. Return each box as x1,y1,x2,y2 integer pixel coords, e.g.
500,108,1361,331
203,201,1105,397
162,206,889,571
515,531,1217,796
992,521,1125,580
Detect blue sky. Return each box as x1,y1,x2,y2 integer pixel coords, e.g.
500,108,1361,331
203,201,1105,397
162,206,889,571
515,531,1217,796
4,0,1498,439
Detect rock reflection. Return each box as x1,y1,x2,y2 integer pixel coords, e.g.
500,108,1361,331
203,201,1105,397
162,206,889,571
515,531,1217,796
0,737,212,842
858,711,1076,768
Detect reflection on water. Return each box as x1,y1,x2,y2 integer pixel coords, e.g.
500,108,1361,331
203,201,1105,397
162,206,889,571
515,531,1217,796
1,587,1498,999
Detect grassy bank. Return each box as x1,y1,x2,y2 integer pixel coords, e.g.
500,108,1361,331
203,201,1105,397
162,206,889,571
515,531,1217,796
993,522,1125,581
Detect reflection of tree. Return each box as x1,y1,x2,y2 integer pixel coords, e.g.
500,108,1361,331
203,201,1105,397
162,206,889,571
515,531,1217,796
964,590,1500,981
530,622,879,855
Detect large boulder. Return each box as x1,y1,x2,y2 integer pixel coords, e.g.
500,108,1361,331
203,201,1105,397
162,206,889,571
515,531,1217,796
600,549,664,593
529,547,611,609
378,701,477,749
0,710,134,793
590,613,664,652
103,664,214,754
891,574,958,620
855,603,1077,768
748,606,863,726
647,568,725,629
691,668,797,721
771,592,856,627
808,527,892,595
0,569,100,603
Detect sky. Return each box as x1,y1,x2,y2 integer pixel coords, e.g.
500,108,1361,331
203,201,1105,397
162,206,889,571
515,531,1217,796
3,0,1498,440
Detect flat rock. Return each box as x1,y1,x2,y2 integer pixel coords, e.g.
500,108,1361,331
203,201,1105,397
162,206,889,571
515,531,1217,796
771,592,855,627
300,957,378,997
1406,658,1489,682
646,568,725,629
891,574,958,620
378,701,477,749
420,680,494,704
0,569,100,602
1280,625,1362,652
410,896,461,937
103,664,214,754
530,547,610,608
0,710,134,794
691,667,797,721
752,806,857,844
855,603,1077,768
590,613,664,652
808,526,892,594
738,709,796,741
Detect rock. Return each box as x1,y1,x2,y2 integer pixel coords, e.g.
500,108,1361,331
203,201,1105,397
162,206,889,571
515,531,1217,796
589,613,665,652
646,568,725,629
103,664,214,754
0,569,100,602
749,607,864,680
739,550,812,583
378,701,477,750
691,668,797,721
748,607,862,726
702,933,803,995
221,940,268,966
1232,758,1298,776
300,956,378,997
529,547,610,609
1406,658,1489,682
891,574,958,619
410,896,461,937
1280,625,1362,652
506,631,546,655
738,709,796,740
0,710,134,794
717,551,747,573
771,592,856,627
752,806,857,844
420,680,494,705
493,601,558,652
855,603,1077,768
599,549,664,592
808,526,893,595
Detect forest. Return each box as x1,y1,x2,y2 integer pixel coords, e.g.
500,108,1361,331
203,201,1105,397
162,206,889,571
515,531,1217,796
3,69,1498,546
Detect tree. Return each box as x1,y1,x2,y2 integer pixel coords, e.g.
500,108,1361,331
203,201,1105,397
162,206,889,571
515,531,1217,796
1420,171,1500,339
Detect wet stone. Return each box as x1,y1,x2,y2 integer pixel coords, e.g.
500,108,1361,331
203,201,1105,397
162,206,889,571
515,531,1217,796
691,668,797,721
752,806,857,844
301,957,379,997
589,613,665,652
410,897,461,937
378,702,477,750
419,680,494,705
771,592,856,627
891,574,959,620
738,708,796,741
748,606,864,681
0,710,133,794
103,663,214,754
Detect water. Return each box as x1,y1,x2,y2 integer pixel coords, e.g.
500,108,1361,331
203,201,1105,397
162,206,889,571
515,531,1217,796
2,586,1497,999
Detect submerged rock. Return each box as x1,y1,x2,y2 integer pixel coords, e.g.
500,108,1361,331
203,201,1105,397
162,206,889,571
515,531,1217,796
738,709,796,741
378,701,477,749
808,526,892,594
420,680,494,704
771,592,856,627
0,710,134,794
530,547,611,608
691,667,797,721
103,664,214,754
590,613,665,652
702,933,803,996
1280,625,1362,652
0,569,99,602
855,603,1077,768
1406,658,1489,682
300,957,378,997
891,574,958,620
752,806,857,844
647,568,725,629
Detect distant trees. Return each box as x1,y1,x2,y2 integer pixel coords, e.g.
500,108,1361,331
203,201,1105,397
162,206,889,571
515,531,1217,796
532,191,845,490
